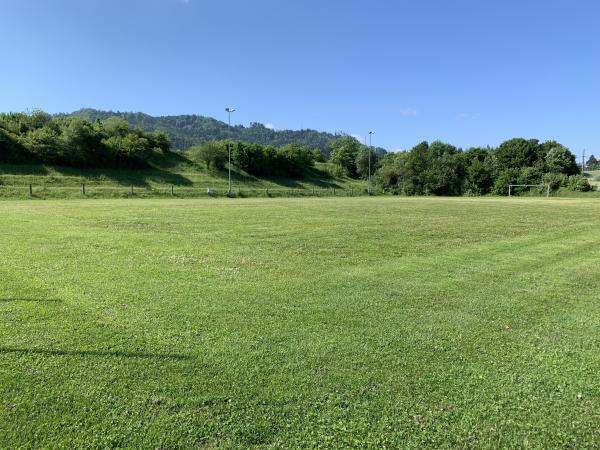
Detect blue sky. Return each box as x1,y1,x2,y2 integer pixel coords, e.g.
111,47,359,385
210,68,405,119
1,0,599,157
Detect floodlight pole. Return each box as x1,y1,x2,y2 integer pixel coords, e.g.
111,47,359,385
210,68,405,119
225,107,236,195
368,131,375,195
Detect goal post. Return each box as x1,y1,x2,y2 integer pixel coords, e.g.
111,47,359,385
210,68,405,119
508,184,550,198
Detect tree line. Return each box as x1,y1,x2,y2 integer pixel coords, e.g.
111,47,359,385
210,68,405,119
324,136,590,195
0,111,171,168
188,141,323,178
371,139,590,195
0,110,593,195
67,108,386,156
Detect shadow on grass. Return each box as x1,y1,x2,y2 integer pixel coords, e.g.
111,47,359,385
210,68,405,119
148,149,195,170
52,165,194,187
0,153,194,187
206,168,306,189
0,298,62,303
0,346,190,360
228,167,342,189
301,167,343,188
0,164,50,176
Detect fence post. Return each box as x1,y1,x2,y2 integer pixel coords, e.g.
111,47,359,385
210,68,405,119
82,183,85,195
29,183,32,196
131,184,134,195
333,187,336,196
171,185,174,196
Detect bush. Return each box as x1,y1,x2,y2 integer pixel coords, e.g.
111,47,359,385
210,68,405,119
0,111,171,168
568,175,592,192
492,169,520,195
541,172,568,191
312,149,326,163
189,142,227,170
0,128,30,163
276,144,315,177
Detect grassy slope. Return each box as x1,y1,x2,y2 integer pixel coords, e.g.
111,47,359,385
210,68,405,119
1,197,600,448
0,151,368,199
585,169,600,189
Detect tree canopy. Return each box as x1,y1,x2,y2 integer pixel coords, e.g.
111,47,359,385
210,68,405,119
376,138,587,196
187,141,317,178
0,111,170,168
66,109,388,158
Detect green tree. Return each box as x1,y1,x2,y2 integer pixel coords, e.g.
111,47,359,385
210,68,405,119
103,117,130,137
277,144,315,177
61,119,105,166
355,147,378,179
312,149,326,163
586,155,599,170
189,142,227,170
491,169,519,195
23,126,63,163
330,136,361,177
232,142,267,175
0,128,28,163
494,138,541,169
424,142,464,195
149,130,171,152
465,158,494,195
545,144,578,175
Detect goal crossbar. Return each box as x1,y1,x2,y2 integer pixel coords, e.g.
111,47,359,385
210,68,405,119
508,184,550,197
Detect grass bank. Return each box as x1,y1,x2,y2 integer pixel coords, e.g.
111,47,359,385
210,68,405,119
0,154,370,199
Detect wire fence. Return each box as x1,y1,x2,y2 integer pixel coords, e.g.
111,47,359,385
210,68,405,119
0,183,381,199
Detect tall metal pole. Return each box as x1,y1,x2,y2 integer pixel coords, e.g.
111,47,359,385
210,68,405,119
368,131,375,195
582,149,586,176
228,110,232,194
225,107,236,195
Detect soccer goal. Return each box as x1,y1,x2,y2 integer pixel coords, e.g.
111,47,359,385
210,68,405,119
508,184,550,197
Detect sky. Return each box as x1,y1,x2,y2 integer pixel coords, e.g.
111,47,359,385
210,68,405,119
1,0,599,158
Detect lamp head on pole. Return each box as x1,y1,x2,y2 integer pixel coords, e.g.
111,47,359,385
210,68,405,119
369,130,375,135
225,107,236,113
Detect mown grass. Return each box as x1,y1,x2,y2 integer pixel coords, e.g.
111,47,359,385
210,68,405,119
1,197,600,448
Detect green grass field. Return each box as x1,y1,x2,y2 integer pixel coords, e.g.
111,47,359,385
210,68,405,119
1,197,600,448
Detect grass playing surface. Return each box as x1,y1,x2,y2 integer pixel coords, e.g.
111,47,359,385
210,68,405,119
1,197,599,448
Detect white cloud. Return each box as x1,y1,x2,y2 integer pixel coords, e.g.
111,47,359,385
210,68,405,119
265,123,274,130
350,133,364,143
399,108,418,117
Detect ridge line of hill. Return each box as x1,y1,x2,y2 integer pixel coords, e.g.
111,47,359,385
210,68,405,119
64,108,387,157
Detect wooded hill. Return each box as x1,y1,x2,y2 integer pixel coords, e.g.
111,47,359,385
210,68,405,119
66,108,387,157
